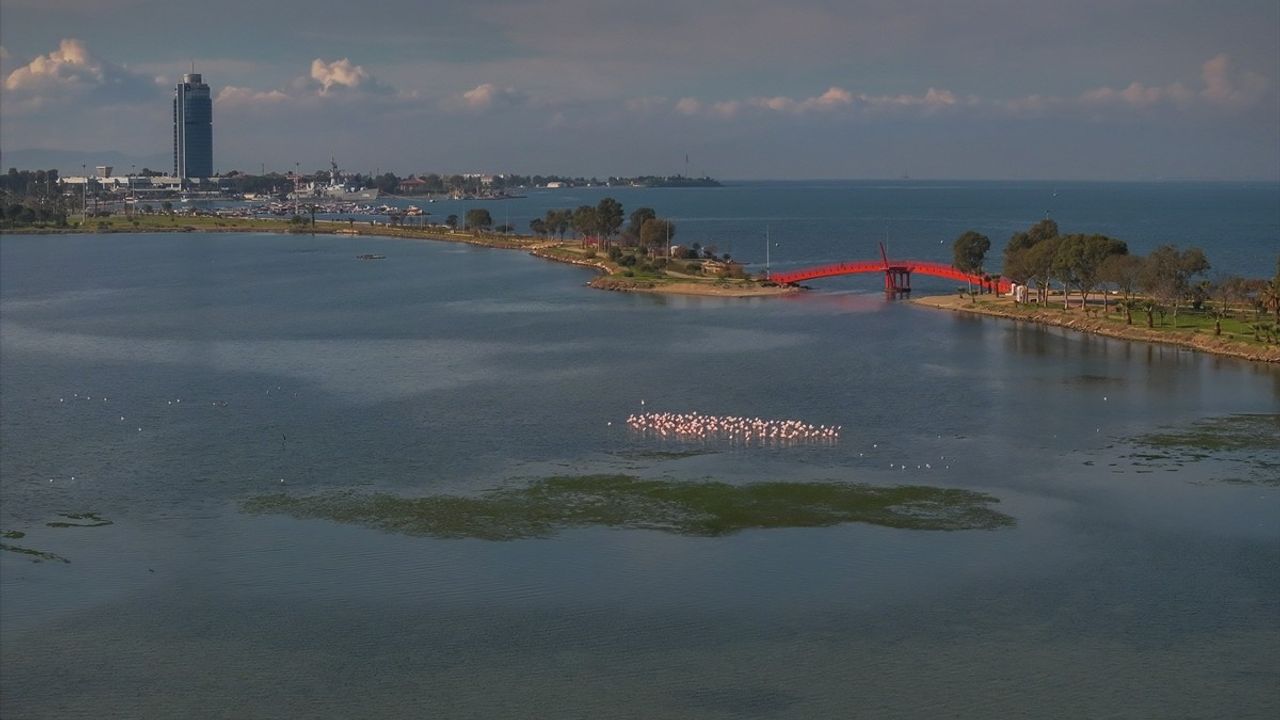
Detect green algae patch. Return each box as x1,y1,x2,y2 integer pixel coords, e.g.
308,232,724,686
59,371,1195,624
1137,414,1279,453
46,512,113,528
242,475,1014,540
0,543,70,563
1129,414,1280,484
1,530,25,539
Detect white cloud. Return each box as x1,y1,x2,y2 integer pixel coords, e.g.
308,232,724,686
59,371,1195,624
670,52,1269,124
308,57,388,95
1,38,160,115
1199,53,1268,108
679,85,961,119
624,96,668,113
215,85,291,107
754,86,854,113
447,82,526,112
1067,54,1265,113
1080,80,1193,109
674,97,702,115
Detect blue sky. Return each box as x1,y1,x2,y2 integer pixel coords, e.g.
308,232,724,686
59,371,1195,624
2,0,1277,179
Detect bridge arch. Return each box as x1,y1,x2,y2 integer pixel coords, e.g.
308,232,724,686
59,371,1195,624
770,260,1009,294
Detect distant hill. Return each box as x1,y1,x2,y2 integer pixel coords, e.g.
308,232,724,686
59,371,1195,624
1,148,170,176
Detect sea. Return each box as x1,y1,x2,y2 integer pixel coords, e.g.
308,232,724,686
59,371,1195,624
2,180,1278,719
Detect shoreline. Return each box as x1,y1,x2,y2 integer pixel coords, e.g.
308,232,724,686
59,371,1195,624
912,293,1280,364
2,218,795,299
6,220,1275,356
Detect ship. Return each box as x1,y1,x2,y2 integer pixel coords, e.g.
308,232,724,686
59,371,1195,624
290,160,380,202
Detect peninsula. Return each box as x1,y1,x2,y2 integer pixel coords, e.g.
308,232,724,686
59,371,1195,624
2,211,794,298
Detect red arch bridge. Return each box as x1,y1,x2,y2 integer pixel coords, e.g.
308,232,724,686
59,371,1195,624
769,246,1010,296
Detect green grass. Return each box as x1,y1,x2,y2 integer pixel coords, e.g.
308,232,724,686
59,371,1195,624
242,474,1015,540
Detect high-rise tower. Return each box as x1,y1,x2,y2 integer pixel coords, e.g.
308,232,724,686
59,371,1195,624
173,73,212,179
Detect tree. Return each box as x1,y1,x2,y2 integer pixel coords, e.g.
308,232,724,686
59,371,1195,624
628,207,656,237
1262,255,1280,321
445,214,458,230
639,218,676,254
1052,234,1127,309
952,230,991,294
545,209,570,240
595,197,624,250
529,218,547,237
1002,218,1059,285
1100,253,1144,324
1140,245,1211,327
1207,275,1249,336
1024,235,1061,305
464,208,493,232
572,205,598,245
373,172,401,195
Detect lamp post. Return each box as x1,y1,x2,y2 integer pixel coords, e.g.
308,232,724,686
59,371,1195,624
81,163,87,224
765,225,771,279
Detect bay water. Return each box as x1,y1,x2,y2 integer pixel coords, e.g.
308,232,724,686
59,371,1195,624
2,181,1278,718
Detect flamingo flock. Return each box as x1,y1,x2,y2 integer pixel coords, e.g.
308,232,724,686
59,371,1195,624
626,411,840,446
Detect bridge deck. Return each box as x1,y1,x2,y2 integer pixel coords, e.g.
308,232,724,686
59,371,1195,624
770,260,1009,293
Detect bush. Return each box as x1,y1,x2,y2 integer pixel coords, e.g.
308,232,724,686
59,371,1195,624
583,249,597,259
685,262,701,274
607,246,623,261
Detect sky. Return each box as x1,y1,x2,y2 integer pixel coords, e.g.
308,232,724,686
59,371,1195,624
1,0,1277,180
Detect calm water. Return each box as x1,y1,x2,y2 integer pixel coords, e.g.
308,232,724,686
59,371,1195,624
2,182,1279,718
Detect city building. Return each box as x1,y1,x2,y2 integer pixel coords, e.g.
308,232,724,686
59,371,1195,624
173,73,212,179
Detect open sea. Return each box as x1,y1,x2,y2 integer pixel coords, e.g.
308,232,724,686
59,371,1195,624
2,180,1278,718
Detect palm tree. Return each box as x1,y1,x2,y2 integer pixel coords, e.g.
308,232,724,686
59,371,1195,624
1262,267,1280,321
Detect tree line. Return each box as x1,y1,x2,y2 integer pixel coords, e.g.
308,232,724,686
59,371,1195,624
952,219,1280,333
455,197,680,254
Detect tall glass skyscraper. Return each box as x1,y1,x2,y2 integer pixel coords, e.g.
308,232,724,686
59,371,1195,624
173,73,212,179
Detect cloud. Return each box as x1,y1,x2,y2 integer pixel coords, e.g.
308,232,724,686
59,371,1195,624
215,85,291,107
304,57,392,96
674,97,702,115
1199,53,1268,108
206,57,407,112
677,85,964,119
1079,81,1193,109
669,52,1269,124
446,83,527,112
624,96,667,113
2,38,159,111
1066,54,1266,113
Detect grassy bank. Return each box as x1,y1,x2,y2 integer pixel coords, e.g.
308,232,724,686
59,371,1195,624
914,293,1280,363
